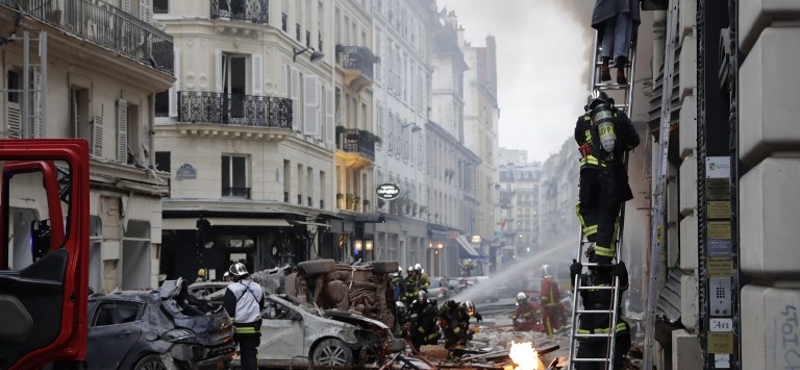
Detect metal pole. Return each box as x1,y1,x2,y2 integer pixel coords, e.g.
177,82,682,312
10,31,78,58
22,31,30,139
39,30,47,138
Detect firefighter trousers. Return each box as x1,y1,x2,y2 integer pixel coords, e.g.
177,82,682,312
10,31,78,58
576,168,622,262
575,330,631,370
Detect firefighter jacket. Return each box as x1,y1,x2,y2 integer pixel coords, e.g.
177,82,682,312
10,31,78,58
223,279,265,336
570,267,629,341
409,299,440,343
443,306,473,350
575,114,601,170
404,274,420,301
512,301,538,323
540,277,561,308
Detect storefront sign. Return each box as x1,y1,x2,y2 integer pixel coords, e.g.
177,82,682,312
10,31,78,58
706,156,731,179
375,183,401,200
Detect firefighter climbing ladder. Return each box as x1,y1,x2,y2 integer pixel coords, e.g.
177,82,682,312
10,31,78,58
566,22,639,370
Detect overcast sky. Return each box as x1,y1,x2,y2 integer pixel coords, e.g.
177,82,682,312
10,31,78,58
437,0,595,162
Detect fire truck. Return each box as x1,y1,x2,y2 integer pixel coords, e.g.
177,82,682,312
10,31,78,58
0,140,91,370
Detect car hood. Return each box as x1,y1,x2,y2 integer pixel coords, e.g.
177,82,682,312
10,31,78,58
322,310,390,332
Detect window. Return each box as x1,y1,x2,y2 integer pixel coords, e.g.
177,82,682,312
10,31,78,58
155,151,171,172
222,155,249,198
92,301,143,327
7,70,20,103
283,160,291,202
153,0,168,14
154,90,169,117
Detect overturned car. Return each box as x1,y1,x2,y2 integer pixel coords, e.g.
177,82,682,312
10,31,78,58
85,279,235,370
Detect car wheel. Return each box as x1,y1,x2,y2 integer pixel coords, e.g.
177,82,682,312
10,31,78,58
371,261,399,274
312,338,354,366
133,354,167,370
299,259,336,275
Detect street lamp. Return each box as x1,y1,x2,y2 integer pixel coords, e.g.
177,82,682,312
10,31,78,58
402,122,422,132
293,46,325,63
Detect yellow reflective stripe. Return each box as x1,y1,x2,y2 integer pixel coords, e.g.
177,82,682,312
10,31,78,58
453,327,461,333
595,245,615,257
234,327,259,334
583,225,598,235
426,333,439,340
584,324,629,335
418,327,425,333
575,202,585,226
578,329,591,334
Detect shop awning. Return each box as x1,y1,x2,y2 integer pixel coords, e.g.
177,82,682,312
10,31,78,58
162,218,290,230
455,235,481,258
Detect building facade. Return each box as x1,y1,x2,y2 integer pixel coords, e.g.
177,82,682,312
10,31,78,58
154,0,337,280
1,0,173,292
370,0,435,271
496,156,541,271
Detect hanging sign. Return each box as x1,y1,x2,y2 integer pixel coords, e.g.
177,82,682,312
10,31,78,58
375,183,401,200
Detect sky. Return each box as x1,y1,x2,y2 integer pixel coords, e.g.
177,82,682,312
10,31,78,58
436,0,595,162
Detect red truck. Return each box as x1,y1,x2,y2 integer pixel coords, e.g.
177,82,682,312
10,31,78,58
0,140,91,370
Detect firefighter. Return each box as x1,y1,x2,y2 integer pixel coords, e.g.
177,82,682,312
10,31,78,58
575,91,640,265
404,265,419,305
415,263,430,292
223,262,265,370
391,266,406,302
196,268,207,282
442,301,475,357
570,259,631,370
539,265,563,337
512,292,539,331
408,291,439,350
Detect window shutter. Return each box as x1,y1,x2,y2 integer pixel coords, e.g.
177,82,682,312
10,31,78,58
32,69,43,138
169,47,180,117
6,103,22,139
325,88,334,144
117,99,128,163
122,0,131,12
281,63,289,98
215,50,224,93
139,0,151,23
303,75,318,136
252,54,263,96
290,68,300,131
92,115,103,157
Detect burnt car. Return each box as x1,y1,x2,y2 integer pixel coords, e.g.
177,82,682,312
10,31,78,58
85,279,235,370
231,294,404,368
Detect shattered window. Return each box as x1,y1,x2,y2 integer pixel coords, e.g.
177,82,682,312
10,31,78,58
92,301,143,327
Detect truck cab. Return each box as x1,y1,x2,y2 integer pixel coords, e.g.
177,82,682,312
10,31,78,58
0,140,90,370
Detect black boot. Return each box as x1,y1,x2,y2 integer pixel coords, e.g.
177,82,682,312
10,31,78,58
615,56,628,85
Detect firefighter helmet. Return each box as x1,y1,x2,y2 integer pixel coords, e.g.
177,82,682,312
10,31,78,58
461,301,476,317
229,262,249,276
517,292,527,301
414,263,422,271
407,265,414,273
541,264,552,278
197,268,207,277
418,290,428,301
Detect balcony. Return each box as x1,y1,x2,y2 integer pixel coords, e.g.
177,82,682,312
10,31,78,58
223,187,251,198
210,0,268,24
336,45,376,92
179,91,291,127
2,0,174,74
335,126,379,169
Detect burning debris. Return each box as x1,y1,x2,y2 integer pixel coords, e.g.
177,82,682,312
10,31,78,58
507,342,543,370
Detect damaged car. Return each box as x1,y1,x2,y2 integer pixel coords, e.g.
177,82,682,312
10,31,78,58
85,279,235,370
235,294,405,368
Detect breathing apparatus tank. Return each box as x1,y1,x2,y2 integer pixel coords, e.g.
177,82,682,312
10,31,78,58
591,102,617,155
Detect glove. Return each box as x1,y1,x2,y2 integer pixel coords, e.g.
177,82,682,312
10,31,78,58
578,142,592,157
570,259,582,277
614,261,628,278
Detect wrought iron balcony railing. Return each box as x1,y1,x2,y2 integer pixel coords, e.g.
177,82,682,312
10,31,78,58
336,45,375,80
1,0,174,74
178,91,292,128
210,0,268,24
336,126,377,160
222,187,250,198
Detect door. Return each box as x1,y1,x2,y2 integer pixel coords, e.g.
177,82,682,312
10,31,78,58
85,300,145,370
0,139,91,370
257,298,304,360
223,55,247,122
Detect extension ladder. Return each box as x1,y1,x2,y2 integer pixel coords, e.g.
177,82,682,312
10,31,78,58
566,27,639,370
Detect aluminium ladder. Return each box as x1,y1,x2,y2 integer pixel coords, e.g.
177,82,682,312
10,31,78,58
566,27,639,370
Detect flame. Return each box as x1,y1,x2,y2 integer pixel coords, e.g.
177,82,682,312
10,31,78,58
509,342,540,370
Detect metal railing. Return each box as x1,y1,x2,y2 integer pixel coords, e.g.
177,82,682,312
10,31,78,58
1,0,174,74
222,187,250,198
337,45,374,80
178,91,292,128
336,127,376,160
210,0,268,24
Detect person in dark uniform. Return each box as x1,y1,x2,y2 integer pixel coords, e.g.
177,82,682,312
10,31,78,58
407,291,439,350
570,259,631,370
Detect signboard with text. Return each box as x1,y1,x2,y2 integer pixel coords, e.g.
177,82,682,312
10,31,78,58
376,183,401,200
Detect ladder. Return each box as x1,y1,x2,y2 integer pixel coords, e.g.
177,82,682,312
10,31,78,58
567,24,639,370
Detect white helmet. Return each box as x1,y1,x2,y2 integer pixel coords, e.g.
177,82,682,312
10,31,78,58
517,292,527,301
398,266,404,273
414,263,422,271
541,264,552,278
407,265,414,273
229,262,249,276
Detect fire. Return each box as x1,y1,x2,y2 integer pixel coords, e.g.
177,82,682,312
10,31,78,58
508,342,541,370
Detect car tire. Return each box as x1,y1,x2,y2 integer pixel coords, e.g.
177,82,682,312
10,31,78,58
312,338,354,366
299,259,336,275
371,261,399,274
133,354,167,370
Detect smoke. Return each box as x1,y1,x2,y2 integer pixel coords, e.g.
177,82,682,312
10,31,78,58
547,0,597,86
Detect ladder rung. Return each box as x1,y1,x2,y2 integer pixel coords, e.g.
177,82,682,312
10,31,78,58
577,285,615,290
595,83,630,90
572,357,611,362
574,333,614,338
577,309,615,314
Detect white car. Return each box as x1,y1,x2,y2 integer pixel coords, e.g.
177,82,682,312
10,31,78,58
235,295,404,367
